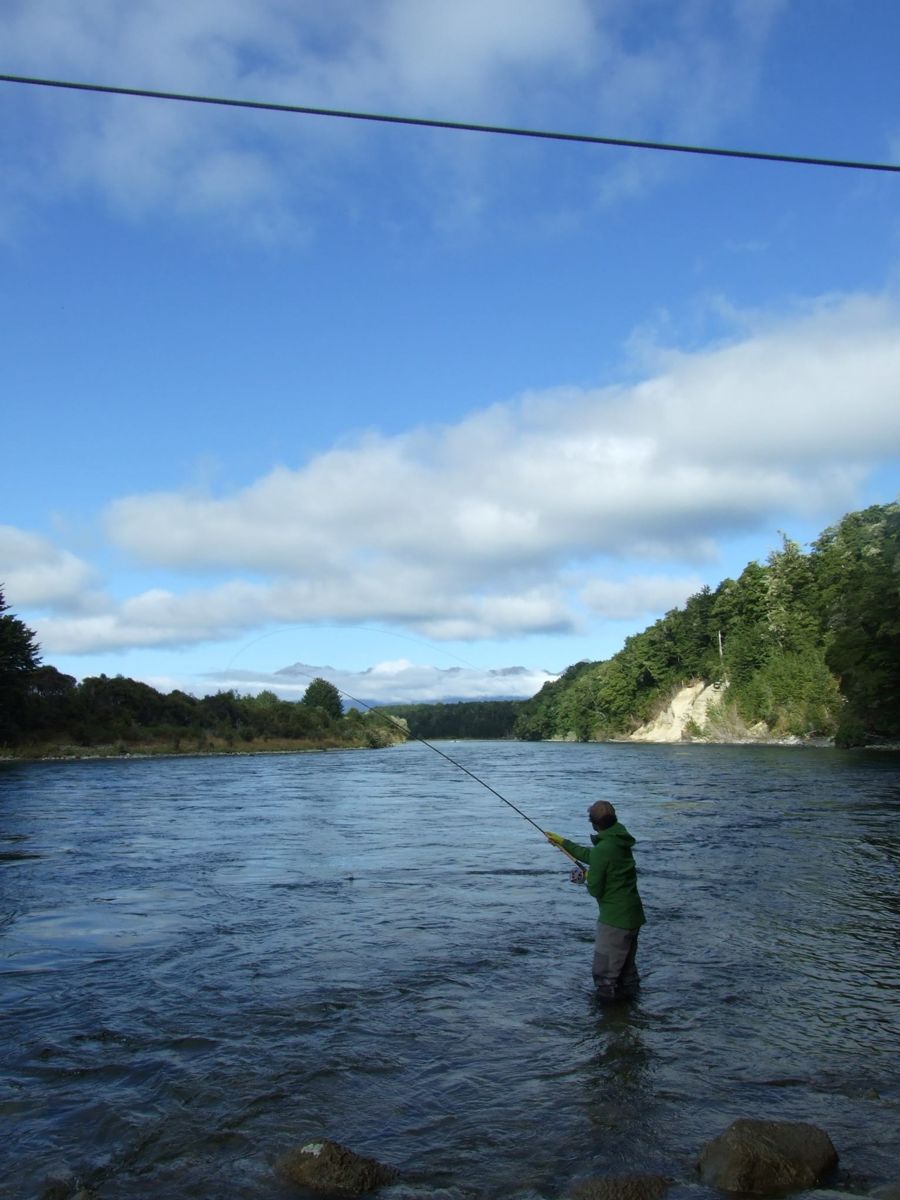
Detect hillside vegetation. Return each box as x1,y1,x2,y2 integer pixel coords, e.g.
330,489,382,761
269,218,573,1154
379,699,521,740
2,503,897,755
513,502,899,747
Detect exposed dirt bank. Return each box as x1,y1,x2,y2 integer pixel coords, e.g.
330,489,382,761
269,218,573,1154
626,681,834,746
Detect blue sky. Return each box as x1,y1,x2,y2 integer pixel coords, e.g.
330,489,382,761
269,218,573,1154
2,0,899,705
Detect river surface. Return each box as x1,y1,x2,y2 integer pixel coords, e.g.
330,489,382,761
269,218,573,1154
1,741,898,1200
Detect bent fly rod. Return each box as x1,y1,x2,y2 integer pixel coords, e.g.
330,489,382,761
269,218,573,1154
298,672,584,874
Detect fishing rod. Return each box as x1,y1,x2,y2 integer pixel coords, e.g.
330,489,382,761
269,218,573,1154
388,723,585,872
288,669,584,874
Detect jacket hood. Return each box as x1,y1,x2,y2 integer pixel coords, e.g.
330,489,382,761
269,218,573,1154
591,820,636,848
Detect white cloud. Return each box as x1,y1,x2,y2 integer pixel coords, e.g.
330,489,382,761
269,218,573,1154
21,293,900,659
203,658,559,705
32,575,575,655
0,525,97,609
624,296,900,465
374,0,596,108
580,575,706,620
1,0,784,231
106,293,900,569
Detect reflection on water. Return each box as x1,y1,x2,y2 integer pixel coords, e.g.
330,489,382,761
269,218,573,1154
1,743,898,1199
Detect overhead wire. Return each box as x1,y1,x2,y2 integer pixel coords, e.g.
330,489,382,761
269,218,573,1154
8,68,890,864
2,72,899,175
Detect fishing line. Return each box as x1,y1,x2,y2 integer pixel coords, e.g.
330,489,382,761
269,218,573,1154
289,665,583,871
216,638,580,873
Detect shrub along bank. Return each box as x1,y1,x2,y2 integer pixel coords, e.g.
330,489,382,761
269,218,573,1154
0,655,401,759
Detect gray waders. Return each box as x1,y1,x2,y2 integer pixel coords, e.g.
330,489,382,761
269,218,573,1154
592,922,640,1000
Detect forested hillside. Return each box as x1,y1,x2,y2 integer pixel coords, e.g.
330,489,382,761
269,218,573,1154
2,503,897,755
380,699,521,740
513,502,899,746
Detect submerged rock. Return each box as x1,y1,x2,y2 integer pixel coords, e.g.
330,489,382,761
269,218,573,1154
697,1118,838,1194
275,1138,398,1195
38,1182,97,1200
569,1172,672,1200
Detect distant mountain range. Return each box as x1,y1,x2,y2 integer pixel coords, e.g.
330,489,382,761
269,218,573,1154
274,660,555,707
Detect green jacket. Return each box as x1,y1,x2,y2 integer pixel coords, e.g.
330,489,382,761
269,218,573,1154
560,821,646,930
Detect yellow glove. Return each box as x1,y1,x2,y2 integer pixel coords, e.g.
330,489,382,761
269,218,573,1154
545,831,564,846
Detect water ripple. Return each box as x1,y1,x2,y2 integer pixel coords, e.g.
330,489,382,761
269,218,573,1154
1,744,897,1198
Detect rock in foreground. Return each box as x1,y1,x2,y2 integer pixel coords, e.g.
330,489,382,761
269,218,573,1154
276,1138,398,1195
697,1118,838,1194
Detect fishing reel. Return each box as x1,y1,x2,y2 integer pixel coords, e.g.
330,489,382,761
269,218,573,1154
569,865,586,885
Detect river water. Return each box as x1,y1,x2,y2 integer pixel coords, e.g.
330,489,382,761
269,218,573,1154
1,742,898,1200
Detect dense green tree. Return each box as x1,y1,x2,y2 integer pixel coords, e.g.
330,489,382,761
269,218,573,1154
511,502,899,744
22,666,77,731
300,677,344,720
513,660,604,739
386,698,522,739
678,585,722,680
513,702,554,741
0,589,41,741
63,674,169,744
594,649,642,728
551,669,603,740
160,689,200,729
712,563,772,686
78,674,167,725
198,690,244,734
765,535,820,653
812,503,900,742
0,589,40,673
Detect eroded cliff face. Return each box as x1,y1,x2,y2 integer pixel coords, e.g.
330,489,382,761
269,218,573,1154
628,681,729,743
626,681,813,744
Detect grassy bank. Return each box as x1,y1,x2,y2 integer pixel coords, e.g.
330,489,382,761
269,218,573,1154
1,731,401,762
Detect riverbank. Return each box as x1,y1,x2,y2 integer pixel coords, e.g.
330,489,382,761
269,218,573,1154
0,731,404,763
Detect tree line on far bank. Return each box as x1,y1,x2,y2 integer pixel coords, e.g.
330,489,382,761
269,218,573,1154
522,501,899,746
2,502,898,755
379,699,521,741
390,502,900,748
0,615,399,757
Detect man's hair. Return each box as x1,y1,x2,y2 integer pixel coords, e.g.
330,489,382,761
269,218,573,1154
588,800,617,829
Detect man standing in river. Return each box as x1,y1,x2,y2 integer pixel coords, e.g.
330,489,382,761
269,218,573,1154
546,801,645,1000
